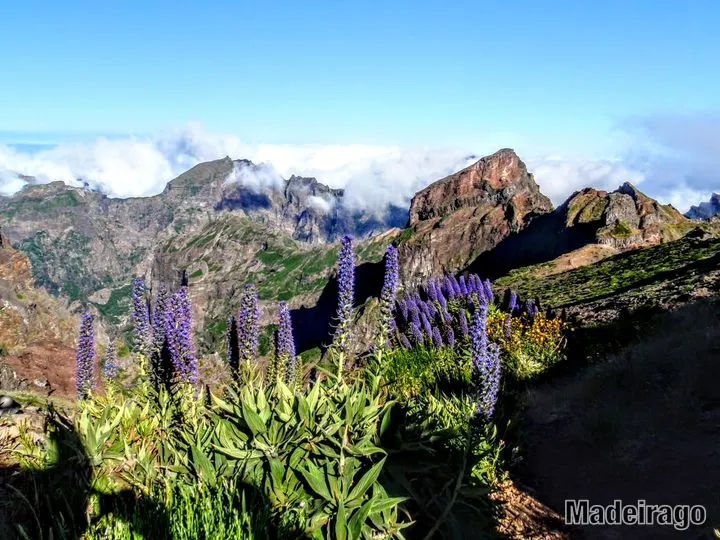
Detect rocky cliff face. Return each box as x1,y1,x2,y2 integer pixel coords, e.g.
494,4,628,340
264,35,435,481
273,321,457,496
687,193,720,220
468,181,692,279
0,228,77,393
563,182,689,249
398,149,553,285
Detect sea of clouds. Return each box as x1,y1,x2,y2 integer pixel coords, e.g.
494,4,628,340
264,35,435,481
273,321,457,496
1,117,717,213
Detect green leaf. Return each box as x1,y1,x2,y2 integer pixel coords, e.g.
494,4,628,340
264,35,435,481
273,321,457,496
347,499,373,538
299,465,333,502
379,403,394,437
347,458,386,505
242,400,266,435
335,500,348,540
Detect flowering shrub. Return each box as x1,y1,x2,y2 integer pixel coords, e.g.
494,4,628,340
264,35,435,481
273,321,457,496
486,306,567,380
62,235,568,539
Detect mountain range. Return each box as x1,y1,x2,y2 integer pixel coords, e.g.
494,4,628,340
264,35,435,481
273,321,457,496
1,148,717,391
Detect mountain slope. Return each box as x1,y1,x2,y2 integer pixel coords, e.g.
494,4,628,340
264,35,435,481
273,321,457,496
0,227,77,393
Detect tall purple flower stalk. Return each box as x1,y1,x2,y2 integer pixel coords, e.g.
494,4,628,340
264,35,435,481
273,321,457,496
76,313,95,399
504,313,513,340
333,235,355,355
508,290,518,313
237,284,261,364
132,278,152,355
275,301,296,380
470,305,501,421
152,287,170,351
166,286,197,385
379,245,399,345
483,279,494,304
103,340,118,381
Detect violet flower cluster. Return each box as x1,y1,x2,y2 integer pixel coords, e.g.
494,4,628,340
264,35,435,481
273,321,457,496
166,286,197,385
332,235,355,353
275,301,296,380
76,313,95,399
393,272,493,349
131,277,152,355
379,244,399,345
236,283,261,364
470,304,501,421
103,340,119,381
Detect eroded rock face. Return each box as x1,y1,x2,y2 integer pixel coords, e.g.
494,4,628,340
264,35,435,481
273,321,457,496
687,193,720,220
566,182,689,249
399,149,553,285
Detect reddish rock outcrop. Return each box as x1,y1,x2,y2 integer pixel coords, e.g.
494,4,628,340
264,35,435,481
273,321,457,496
399,149,553,285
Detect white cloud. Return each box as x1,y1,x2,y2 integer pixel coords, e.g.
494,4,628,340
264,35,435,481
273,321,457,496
1,118,717,214
527,157,645,206
224,161,284,191
307,195,333,213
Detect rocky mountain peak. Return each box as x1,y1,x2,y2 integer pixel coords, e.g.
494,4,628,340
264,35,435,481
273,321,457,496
409,148,551,226
399,149,554,285
562,182,688,249
686,193,720,220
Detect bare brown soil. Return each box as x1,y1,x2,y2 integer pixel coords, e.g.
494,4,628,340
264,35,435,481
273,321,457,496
3,341,78,396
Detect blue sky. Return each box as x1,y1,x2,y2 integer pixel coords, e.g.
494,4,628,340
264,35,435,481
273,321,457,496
2,0,718,152
1,1,718,211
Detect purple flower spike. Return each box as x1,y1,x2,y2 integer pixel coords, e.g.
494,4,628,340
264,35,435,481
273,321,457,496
525,299,535,319
446,327,456,348
438,292,448,313
131,277,152,354
410,307,421,329
450,275,462,296
103,340,118,381
470,303,501,421
276,301,296,378
237,284,261,364
421,312,433,337
400,334,412,349
458,275,468,296
333,235,355,352
508,290,518,313
431,326,443,348
483,279,494,304
410,323,424,344
76,313,95,399
398,299,409,321
476,343,501,420
168,286,197,385
426,279,439,302
459,309,469,336
152,287,170,350
504,313,512,340
380,245,400,344
443,276,456,299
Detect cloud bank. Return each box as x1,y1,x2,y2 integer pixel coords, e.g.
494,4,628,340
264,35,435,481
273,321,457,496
1,118,718,213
